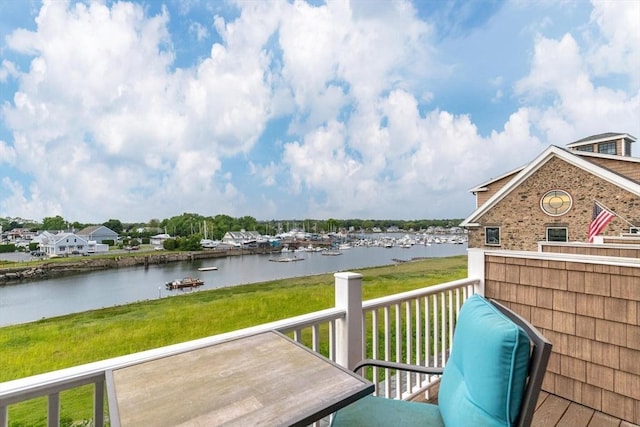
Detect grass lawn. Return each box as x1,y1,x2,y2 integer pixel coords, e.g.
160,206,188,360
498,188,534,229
1,255,467,426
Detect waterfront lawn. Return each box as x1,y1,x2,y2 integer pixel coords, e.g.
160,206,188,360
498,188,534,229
1,255,467,426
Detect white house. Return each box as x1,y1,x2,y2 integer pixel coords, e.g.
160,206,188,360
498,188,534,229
150,233,171,247
39,232,89,256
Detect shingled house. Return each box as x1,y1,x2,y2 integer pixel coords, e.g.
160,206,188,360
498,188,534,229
461,133,640,251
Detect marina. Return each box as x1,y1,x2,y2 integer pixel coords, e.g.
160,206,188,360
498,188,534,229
0,239,467,327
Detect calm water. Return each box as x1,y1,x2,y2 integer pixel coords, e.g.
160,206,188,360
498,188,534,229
0,243,467,326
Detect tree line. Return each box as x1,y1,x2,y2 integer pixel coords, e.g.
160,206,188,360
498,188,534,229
1,214,464,241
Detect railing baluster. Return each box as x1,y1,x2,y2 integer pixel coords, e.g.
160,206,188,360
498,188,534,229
48,392,60,427
329,320,335,361
440,292,446,367
95,378,105,427
433,294,439,369
405,300,412,396
1,404,7,427
384,306,391,398
371,309,379,394
312,324,320,353
394,303,402,399
415,297,422,389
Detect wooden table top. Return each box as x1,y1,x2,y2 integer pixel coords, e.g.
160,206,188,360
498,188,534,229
106,331,373,427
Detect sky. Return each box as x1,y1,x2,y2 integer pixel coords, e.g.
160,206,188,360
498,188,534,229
0,0,638,224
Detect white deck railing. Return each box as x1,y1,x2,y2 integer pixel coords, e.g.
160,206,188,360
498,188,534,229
0,272,480,427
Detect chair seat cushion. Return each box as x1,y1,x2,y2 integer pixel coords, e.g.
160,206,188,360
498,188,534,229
331,395,444,427
438,295,531,426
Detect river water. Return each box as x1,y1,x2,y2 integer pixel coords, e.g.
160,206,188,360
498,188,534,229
0,242,467,327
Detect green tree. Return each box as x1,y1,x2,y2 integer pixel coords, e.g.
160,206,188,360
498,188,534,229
43,215,66,230
103,219,124,234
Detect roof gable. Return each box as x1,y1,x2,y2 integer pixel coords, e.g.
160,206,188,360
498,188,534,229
460,145,640,226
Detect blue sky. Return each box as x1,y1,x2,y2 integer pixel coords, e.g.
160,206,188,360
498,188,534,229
1,0,638,223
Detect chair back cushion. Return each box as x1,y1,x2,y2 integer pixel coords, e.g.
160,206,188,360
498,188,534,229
438,295,530,427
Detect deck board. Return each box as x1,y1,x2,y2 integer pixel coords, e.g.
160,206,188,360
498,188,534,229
556,403,595,427
410,391,637,427
532,394,570,427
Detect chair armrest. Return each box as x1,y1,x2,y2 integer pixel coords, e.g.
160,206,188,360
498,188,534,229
354,359,444,376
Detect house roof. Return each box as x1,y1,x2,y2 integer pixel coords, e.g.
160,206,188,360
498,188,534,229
77,225,118,236
460,145,640,227
52,232,88,244
468,166,526,193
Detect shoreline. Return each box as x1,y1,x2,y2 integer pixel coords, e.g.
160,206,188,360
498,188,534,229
0,247,276,283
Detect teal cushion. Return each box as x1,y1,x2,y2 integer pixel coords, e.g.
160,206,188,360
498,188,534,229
331,395,444,427
438,295,531,427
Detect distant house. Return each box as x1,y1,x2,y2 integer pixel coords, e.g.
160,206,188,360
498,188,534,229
77,225,119,244
150,233,171,247
39,232,89,256
4,228,37,247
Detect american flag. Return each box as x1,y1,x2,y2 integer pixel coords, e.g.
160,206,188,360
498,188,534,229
588,202,615,243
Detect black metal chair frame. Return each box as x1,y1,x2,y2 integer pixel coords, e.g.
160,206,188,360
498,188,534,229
353,299,552,427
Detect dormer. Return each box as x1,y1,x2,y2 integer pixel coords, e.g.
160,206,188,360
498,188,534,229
566,132,636,157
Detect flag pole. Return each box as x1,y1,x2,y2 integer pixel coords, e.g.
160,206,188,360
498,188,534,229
593,200,635,227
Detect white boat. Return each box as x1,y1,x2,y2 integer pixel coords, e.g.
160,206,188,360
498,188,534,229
322,249,342,256
197,266,218,272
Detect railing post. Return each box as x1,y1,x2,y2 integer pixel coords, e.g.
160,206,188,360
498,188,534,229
334,272,363,370
467,248,485,296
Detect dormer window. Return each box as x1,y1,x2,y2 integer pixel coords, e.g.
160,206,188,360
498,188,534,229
598,141,616,155
576,145,594,152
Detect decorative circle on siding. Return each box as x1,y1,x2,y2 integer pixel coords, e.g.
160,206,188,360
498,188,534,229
540,190,572,216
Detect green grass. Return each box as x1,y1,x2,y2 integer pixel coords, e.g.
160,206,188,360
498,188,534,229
1,255,467,426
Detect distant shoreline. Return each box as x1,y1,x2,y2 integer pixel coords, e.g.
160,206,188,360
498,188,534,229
0,247,275,283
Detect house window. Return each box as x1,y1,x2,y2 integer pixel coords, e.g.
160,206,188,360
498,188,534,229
540,190,572,216
576,145,594,152
485,227,501,246
598,141,616,155
547,227,568,242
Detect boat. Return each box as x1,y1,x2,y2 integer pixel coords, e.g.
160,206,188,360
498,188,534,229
197,266,218,272
322,248,342,256
269,255,305,262
165,277,204,290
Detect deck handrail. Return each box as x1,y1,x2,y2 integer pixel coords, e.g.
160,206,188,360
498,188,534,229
363,277,479,310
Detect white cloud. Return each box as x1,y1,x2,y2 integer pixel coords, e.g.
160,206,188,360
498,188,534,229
0,140,16,164
1,0,638,222
514,29,640,146
586,0,640,87
189,21,209,41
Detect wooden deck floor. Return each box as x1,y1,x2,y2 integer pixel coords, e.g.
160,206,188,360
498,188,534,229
411,388,637,426
532,392,638,427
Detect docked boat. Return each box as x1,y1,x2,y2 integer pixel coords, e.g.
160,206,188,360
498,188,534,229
165,277,204,290
321,248,342,256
